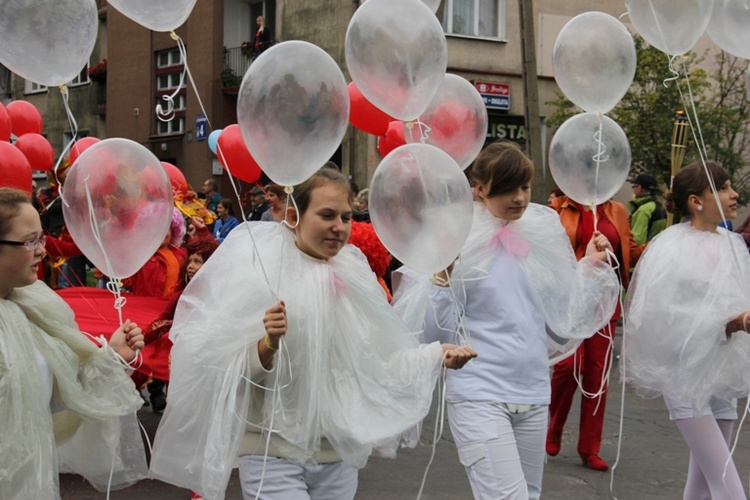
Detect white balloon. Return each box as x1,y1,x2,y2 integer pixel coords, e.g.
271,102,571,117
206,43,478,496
707,0,750,60
552,12,636,114
108,0,197,32
346,0,447,121
549,113,631,207
626,0,714,55
237,41,350,187
369,143,474,274
0,0,98,87
62,138,174,280
405,74,488,169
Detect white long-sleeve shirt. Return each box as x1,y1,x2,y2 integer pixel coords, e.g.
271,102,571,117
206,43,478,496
424,248,550,405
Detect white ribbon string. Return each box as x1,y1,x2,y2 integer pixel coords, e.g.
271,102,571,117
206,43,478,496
56,85,79,208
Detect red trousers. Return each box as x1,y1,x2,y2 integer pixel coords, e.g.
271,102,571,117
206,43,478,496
547,319,617,455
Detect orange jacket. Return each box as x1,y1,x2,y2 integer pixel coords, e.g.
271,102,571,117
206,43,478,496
550,196,643,289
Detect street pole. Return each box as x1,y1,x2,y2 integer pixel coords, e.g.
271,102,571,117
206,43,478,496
518,0,545,198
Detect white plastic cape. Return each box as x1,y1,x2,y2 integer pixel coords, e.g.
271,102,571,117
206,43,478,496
622,223,750,408
393,203,619,363
150,222,444,500
0,280,147,500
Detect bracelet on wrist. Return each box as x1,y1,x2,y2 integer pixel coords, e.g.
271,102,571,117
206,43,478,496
265,334,278,352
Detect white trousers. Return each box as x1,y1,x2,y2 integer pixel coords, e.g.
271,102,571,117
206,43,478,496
238,456,358,500
448,401,548,500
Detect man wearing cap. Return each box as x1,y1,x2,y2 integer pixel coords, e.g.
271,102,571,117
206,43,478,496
627,173,667,245
246,186,269,221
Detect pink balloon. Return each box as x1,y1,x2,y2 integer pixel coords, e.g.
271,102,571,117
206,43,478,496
0,102,11,142
6,100,43,137
62,138,173,279
15,133,54,171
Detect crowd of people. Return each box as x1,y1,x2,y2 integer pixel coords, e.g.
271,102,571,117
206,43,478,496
3,142,750,500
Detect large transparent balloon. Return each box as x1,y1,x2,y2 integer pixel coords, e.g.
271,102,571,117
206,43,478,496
108,0,197,32
63,139,173,279
626,0,713,55
405,74,488,170
0,0,98,86
552,12,636,114
707,0,750,60
369,143,474,274
237,41,349,187
549,113,631,207
345,0,447,121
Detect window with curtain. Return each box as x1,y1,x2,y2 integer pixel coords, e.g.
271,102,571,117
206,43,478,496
442,0,506,40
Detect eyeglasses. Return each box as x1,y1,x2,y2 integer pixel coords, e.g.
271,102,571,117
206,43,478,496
0,235,47,251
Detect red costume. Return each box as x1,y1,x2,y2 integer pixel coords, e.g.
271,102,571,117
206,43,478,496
546,196,643,469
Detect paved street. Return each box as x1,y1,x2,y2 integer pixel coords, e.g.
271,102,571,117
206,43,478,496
61,333,750,499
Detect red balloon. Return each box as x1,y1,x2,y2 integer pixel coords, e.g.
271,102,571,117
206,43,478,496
0,102,11,142
69,137,101,165
349,82,395,136
377,121,406,158
0,142,33,196
216,124,263,184
161,161,188,195
6,101,43,137
15,133,54,171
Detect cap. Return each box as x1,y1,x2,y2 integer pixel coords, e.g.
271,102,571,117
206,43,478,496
628,173,658,190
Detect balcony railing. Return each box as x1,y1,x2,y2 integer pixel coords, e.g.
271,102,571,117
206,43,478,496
223,46,251,87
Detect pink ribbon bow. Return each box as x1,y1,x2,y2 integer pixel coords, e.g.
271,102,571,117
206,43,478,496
488,224,530,258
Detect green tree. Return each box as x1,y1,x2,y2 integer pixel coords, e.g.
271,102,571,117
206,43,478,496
546,36,750,200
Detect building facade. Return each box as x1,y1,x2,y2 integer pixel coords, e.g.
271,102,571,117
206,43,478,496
9,0,627,201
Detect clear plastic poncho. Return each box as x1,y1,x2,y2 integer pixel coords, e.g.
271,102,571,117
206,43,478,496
149,222,444,500
393,203,619,363
622,223,750,409
0,281,147,500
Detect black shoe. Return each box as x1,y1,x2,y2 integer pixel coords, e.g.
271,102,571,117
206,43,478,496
150,390,167,413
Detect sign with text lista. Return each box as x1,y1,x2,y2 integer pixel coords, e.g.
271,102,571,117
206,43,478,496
474,81,510,111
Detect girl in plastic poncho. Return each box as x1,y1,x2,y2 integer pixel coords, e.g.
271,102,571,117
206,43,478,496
149,166,477,500
397,142,620,500
623,161,750,500
0,188,147,499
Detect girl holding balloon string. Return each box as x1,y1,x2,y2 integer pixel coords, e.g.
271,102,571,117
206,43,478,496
623,161,750,500
399,141,619,499
150,166,477,500
0,187,147,498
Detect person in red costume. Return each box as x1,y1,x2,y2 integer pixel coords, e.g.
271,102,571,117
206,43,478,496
123,208,187,411
545,195,643,471
122,208,187,298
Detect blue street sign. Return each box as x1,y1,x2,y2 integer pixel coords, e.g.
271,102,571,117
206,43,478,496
481,94,510,111
195,114,208,141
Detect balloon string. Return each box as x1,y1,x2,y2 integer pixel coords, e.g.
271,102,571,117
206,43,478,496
671,58,745,279
663,54,680,88
590,113,607,222
56,85,79,208
214,140,279,303
416,363,448,500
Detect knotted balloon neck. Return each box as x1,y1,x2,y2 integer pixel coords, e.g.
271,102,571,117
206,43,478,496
281,186,300,229
404,119,432,145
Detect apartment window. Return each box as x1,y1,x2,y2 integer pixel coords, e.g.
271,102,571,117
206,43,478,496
442,0,507,40
24,64,90,93
69,64,90,87
155,47,186,136
24,80,47,94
